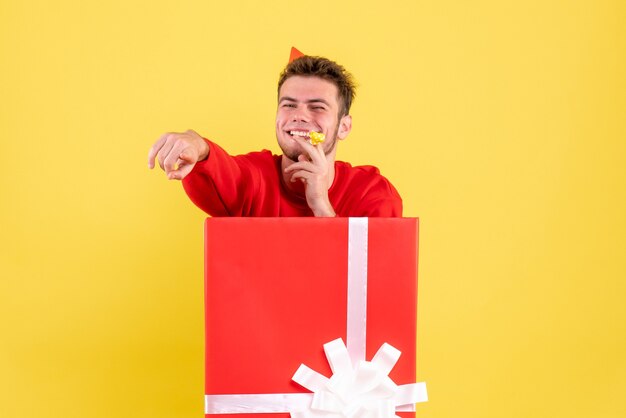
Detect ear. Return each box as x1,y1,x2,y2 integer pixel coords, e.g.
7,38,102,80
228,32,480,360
337,114,352,140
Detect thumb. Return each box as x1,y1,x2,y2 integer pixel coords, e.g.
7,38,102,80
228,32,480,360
168,160,195,180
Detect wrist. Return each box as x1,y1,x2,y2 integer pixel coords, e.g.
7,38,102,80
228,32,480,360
198,138,210,161
311,199,336,217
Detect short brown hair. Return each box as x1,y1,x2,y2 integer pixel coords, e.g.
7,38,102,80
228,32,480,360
278,56,356,117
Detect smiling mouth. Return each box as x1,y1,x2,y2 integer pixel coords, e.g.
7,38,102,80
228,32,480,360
287,130,326,144
288,130,312,139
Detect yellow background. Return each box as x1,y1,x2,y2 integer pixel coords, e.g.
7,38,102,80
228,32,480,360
1,0,625,417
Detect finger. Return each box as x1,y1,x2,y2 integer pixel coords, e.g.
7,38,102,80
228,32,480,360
179,148,198,164
289,170,311,183
167,147,198,178
293,136,321,163
284,161,316,173
156,136,177,171
307,136,327,162
167,160,195,180
314,140,326,160
147,133,169,169
163,141,188,173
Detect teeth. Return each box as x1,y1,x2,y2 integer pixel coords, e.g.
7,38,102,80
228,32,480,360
288,131,325,145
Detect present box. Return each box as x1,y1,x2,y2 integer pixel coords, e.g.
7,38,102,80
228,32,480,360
204,218,426,417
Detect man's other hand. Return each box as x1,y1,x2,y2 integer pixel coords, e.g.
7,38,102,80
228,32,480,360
283,136,336,217
147,130,209,180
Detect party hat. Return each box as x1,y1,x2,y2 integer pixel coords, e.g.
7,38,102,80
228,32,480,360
289,47,305,63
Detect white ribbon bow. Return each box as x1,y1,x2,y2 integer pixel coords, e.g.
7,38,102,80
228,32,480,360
291,338,427,418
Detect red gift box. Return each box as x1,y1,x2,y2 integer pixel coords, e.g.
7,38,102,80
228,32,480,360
204,218,426,417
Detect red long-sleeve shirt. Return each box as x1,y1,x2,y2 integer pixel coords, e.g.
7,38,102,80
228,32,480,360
182,140,402,217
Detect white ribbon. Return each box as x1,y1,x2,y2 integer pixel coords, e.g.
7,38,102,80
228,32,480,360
347,217,369,366
205,394,313,414
204,218,428,415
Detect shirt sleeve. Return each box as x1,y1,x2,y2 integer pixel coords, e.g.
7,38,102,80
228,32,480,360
330,163,404,218
369,178,403,217
357,196,403,217
181,139,259,216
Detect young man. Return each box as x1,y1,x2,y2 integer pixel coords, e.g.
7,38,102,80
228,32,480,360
147,54,402,217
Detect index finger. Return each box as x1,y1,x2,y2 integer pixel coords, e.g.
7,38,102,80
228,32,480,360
294,136,325,164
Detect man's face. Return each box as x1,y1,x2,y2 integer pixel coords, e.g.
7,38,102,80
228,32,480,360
276,75,351,161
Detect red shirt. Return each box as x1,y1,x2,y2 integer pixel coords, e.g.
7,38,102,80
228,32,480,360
182,140,402,217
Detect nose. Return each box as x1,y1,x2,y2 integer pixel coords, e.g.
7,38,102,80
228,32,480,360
291,107,310,123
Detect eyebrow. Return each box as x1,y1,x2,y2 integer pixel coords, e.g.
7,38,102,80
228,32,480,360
279,96,331,106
